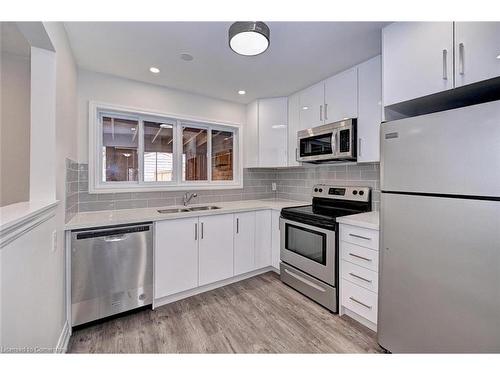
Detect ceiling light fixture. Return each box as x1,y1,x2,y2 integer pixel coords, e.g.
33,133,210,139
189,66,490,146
149,67,160,74
302,106,309,110
160,124,170,128
496,54,500,59
229,21,270,56
238,90,246,95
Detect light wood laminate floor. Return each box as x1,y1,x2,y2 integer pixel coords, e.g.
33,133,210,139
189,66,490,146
68,272,382,353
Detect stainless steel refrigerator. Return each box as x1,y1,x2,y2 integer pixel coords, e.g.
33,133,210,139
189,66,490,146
378,100,500,353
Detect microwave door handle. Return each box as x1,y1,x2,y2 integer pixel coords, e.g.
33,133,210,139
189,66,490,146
333,130,338,156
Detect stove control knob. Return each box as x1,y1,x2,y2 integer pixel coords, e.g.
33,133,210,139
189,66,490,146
359,190,364,196
319,188,323,193
353,190,358,195
314,188,318,192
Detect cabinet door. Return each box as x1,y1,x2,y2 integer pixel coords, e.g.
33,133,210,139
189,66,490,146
244,100,259,168
454,22,500,87
234,212,256,275
155,218,199,298
255,210,272,268
382,22,454,106
271,210,281,270
357,55,382,163
324,67,358,123
287,92,301,167
298,81,325,130
199,214,234,285
258,97,288,167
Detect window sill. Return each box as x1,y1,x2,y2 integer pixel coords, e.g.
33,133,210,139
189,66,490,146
89,182,243,194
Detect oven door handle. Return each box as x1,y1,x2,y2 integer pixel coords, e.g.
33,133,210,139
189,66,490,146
284,269,326,292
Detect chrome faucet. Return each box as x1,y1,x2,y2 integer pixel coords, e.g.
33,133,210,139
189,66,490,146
183,192,198,206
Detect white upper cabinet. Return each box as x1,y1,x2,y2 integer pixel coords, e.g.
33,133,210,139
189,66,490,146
244,97,288,168
324,67,358,123
234,212,256,275
454,22,500,87
198,214,234,286
357,56,382,163
287,92,301,167
382,22,454,106
244,100,259,168
298,81,325,130
258,97,288,168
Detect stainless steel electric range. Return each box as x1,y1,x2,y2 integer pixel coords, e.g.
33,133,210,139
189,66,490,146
280,184,371,312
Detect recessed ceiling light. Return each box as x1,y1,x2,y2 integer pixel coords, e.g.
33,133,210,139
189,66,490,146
271,124,287,129
238,90,246,95
229,22,270,56
149,67,160,74
159,124,170,128
131,127,136,131
180,53,194,61
302,106,309,110
496,54,500,59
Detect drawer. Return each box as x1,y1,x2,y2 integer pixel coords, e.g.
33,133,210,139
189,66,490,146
342,279,378,324
341,261,378,293
341,241,379,272
340,224,379,250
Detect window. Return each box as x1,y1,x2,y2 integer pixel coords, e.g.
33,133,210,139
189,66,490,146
89,103,241,193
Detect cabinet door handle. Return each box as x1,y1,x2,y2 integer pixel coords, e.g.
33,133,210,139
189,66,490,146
319,105,323,122
195,223,198,240
349,233,371,241
295,148,298,161
236,218,239,234
324,103,328,121
349,296,372,309
459,43,465,75
349,252,372,262
349,272,372,283
358,138,362,157
442,49,448,80
201,222,204,239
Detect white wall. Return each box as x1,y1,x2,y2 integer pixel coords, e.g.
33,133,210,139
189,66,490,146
77,69,246,162
0,22,77,351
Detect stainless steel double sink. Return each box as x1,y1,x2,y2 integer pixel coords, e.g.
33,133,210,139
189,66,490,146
157,205,221,214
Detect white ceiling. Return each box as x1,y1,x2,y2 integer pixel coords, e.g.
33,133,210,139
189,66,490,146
64,22,389,104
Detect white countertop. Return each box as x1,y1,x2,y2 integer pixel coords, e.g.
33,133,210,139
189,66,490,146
65,199,310,231
336,211,379,230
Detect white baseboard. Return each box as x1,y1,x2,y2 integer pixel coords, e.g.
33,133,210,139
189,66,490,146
153,266,274,309
55,321,71,353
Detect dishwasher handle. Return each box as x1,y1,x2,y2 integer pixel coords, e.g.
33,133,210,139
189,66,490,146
75,224,151,240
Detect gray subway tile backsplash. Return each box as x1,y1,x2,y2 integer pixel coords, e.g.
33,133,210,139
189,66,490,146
64,161,380,217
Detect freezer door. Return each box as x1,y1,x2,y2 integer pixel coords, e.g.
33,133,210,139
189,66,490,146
378,193,500,353
381,100,500,197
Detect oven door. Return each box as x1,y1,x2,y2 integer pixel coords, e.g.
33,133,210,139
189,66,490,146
297,131,336,162
280,218,336,286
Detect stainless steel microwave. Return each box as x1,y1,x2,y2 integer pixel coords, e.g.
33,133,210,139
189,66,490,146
297,119,357,163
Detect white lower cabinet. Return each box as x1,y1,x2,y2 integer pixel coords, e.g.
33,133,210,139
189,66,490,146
155,217,199,298
199,214,234,286
234,211,256,275
155,209,276,302
339,222,380,331
271,210,281,270
255,210,272,269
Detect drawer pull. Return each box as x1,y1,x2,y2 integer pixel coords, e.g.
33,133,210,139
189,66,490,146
348,252,372,262
349,233,371,241
284,269,326,292
349,272,372,283
349,296,372,309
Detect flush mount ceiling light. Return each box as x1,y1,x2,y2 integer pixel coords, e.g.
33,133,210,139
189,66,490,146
180,53,194,61
238,90,246,95
149,67,160,74
229,21,270,56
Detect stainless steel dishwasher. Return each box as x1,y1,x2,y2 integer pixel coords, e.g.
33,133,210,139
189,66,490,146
71,223,153,326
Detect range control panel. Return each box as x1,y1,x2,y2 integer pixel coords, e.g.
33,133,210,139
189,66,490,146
311,184,370,202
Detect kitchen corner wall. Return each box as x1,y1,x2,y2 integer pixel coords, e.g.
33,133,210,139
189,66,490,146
275,163,380,211
66,162,379,216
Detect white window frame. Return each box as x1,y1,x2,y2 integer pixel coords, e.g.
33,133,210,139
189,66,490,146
88,101,243,193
